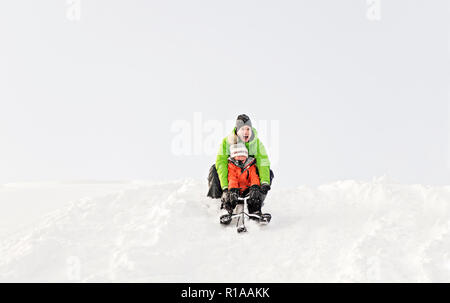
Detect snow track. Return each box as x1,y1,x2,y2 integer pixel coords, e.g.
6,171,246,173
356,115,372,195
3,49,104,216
1,178,450,282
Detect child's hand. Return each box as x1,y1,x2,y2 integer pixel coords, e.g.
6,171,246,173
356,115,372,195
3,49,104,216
249,185,262,201
229,188,240,204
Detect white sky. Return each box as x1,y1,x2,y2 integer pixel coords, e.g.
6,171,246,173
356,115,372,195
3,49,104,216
0,0,449,187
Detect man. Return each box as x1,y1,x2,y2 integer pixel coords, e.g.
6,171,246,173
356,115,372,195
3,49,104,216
207,114,273,208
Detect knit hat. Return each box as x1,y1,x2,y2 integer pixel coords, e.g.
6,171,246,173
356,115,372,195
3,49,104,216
236,114,252,132
230,142,248,158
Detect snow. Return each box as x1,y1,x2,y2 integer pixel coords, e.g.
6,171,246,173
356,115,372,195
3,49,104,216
0,178,450,282
0,181,139,238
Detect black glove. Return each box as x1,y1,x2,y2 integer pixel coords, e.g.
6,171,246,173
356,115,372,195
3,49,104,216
223,188,239,212
260,183,271,195
249,185,262,202
221,188,229,204
223,201,233,213
248,193,262,215
228,188,240,205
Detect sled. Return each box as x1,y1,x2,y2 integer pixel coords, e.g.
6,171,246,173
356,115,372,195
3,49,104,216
219,196,271,233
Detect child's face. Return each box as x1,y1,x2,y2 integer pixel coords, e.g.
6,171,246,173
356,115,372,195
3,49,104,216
237,126,252,142
234,155,247,161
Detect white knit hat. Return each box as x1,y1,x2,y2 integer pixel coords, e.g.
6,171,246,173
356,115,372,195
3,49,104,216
230,142,248,158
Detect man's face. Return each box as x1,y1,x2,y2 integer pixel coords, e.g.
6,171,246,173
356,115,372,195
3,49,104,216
237,126,252,142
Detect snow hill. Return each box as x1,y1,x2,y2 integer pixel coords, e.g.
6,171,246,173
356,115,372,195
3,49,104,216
1,178,450,282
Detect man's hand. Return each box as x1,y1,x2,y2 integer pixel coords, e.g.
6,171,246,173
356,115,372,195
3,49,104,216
221,188,229,204
260,183,271,195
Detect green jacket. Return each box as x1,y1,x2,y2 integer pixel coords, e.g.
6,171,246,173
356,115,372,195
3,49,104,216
216,128,271,189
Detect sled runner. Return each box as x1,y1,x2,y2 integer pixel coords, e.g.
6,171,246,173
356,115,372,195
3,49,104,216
220,195,271,233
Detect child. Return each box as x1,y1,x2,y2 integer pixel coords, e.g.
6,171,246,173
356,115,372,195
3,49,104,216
224,135,263,215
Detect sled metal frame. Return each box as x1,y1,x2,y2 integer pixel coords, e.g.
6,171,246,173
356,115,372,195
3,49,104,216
229,197,263,221
219,194,270,232
232,196,269,232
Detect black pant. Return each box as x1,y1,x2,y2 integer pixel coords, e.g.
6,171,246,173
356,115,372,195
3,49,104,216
206,164,274,200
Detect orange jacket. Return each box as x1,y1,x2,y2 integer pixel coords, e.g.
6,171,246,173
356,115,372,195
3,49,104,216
228,158,260,193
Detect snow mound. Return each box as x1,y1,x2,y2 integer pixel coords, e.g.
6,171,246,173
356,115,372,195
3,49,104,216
1,178,450,282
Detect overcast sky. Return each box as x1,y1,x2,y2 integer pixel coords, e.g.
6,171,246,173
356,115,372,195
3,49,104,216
0,0,448,187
